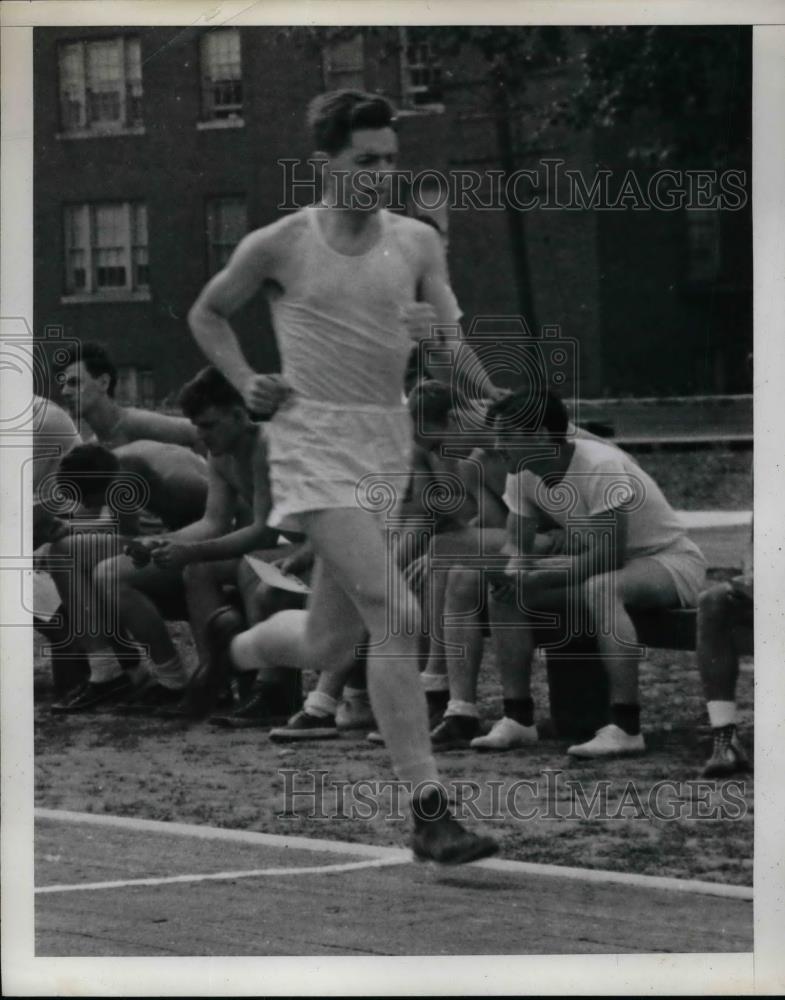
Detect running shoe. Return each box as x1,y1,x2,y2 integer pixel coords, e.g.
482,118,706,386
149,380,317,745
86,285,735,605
410,787,499,865
470,716,538,752
702,731,751,778
430,714,481,751
115,679,185,715
50,674,133,714
336,695,375,731
269,709,339,742
210,685,291,729
567,723,646,758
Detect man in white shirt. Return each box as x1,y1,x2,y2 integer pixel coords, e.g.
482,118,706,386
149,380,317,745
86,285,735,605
479,386,707,758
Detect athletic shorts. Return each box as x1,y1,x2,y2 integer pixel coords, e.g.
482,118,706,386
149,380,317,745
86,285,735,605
265,396,413,529
645,537,707,608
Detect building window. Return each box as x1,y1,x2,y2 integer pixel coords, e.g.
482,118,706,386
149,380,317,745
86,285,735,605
686,210,721,283
400,30,443,109
323,34,365,91
200,29,243,121
206,197,247,275
117,366,155,407
58,36,143,134
63,202,149,297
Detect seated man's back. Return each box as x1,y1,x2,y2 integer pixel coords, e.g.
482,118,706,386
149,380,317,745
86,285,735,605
113,440,208,532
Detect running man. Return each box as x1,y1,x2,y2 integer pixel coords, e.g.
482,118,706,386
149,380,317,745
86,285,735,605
188,89,499,862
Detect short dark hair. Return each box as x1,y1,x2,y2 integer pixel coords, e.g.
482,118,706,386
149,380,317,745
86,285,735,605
407,379,454,425
487,387,569,440
56,341,118,397
178,366,246,419
57,443,119,508
307,89,396,155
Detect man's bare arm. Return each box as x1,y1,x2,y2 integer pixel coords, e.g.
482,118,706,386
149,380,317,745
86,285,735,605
188,227,290,413
414,226,505,400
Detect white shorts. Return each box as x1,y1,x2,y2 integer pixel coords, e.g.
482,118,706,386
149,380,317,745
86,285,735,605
644,537,708,608
265,396,413,529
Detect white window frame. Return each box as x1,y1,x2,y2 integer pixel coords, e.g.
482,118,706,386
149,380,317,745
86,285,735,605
323,34,365,92
398,28,445,114
62,201,151,303
199,29,244,125
57,36,145,138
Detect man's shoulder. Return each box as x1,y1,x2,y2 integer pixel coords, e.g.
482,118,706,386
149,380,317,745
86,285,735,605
245,210,310,255
573,436,629,467
386,212,438,252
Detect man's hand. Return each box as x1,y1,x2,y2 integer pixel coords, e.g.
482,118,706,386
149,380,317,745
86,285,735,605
483,383,511,405
242,373,292,416
401,302,438,344
150,539,195,571
273,543,314,577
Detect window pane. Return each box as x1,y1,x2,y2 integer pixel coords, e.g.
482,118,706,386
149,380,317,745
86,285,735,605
58,43,86,129
131,203,148,246
200,29,242,118
93,204,125,246
206,197,246,274
124,38,143,125
86,39,123,124
325,35,364,90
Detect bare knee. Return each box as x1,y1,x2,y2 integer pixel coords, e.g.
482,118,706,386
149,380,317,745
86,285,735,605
581,573,619,624
446,567,481,609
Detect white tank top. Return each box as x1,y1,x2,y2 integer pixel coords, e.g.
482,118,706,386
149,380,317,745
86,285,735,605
269,207,420,406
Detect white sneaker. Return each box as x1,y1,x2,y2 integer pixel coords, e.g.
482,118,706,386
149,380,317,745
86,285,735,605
470,716,538,751
336,696,375,731
366,730,385,745
567,724,646,758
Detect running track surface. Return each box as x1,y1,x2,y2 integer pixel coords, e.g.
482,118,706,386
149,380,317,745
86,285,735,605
35,810,752,957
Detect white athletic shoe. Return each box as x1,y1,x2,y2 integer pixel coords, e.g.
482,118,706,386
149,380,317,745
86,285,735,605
366,730,385,745
336,696,375,731
470,716,538,751
567,724,646,758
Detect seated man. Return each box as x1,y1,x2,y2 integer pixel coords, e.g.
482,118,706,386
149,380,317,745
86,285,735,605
45,439,209,711
107,365,305,716
696,519,753,777
425,395,604,750
56,341,199,450
475,387,707,758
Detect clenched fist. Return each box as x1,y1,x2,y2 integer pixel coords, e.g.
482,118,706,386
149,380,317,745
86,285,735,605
242,373,292,416
400,302,439,344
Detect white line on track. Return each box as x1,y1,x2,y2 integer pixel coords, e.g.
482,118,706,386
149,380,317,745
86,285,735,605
36,808,753,901
36,856,409,894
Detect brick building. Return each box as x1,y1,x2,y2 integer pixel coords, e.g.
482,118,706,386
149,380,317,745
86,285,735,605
33,26,752,403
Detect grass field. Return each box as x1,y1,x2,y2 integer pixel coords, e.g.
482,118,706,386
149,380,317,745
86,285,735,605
33,449,754,886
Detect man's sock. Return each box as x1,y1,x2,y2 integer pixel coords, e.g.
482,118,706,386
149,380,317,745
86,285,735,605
303,689,337,719
152,654,190,691
707,700,736,729
443,699,479,719
87,652,123,684
610,703,641,736
503,697,534,727
425,688,450,716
